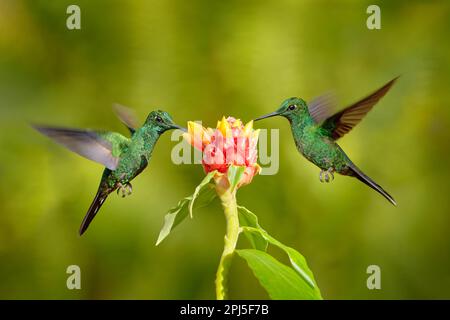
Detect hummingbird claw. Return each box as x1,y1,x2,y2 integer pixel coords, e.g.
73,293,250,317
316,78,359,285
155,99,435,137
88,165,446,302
126,183,133,196
327,168,335,182
319,168,334,183
319,170,325,183
117,182,133,198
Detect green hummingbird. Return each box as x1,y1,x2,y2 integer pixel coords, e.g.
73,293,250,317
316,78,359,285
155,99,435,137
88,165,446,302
33,105,185,235
254,78,398,205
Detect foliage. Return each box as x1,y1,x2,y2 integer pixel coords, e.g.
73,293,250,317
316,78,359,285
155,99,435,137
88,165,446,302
159,166,322,299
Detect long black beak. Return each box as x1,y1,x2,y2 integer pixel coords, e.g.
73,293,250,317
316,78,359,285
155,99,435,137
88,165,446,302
254,111,280,121
172,124,187,132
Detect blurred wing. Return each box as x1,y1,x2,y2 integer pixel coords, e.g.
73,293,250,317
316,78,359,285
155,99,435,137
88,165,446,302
33,125,124,170
321,77,398,140
113,103,140,135
308,91,337,124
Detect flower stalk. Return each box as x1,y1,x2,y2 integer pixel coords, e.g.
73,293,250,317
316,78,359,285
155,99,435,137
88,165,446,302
183,116,261,300
215,186,240,300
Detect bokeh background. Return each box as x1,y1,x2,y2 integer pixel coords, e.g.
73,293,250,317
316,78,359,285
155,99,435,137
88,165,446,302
1,0,449,299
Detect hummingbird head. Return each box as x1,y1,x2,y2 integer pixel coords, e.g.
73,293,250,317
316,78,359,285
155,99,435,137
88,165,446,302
145,110,186,133
254,97,308,122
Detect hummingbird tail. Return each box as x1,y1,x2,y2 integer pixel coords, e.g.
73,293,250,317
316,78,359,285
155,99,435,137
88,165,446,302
79,188,110,235
348,165,397,206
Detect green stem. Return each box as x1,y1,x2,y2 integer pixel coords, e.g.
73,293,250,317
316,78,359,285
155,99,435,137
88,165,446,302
215,187,240,300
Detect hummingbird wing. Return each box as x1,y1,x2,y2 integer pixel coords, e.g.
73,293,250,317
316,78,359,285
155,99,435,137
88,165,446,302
113,103,140,135
33,125,129,170
308,91,338,124
319,77,398,140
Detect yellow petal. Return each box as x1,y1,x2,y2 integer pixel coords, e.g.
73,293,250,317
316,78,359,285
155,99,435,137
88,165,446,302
252,128,260,139
217,116,230,136
243,120,254,136
188,121,206,136
202,130,211,144
232,119,243,128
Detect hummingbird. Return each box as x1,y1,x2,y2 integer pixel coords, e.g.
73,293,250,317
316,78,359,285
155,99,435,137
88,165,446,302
254,77,398,205
33,105,185,235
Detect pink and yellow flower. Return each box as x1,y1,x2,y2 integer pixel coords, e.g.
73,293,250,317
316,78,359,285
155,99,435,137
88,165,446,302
183,116,261,189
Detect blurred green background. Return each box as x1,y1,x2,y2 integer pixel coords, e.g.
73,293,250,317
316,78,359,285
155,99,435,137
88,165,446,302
1,0,449,299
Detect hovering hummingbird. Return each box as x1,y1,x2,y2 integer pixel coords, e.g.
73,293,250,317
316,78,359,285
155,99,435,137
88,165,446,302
254,77,398,205
33,105,185,235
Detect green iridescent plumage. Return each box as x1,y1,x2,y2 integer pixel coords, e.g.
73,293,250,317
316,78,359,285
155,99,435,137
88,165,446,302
34,106,185,235
255,78,398,205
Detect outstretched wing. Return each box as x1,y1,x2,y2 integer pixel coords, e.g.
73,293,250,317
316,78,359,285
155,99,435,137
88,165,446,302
113,103,140,135
33,125,130,170
320,77,398,140
308,91,337,124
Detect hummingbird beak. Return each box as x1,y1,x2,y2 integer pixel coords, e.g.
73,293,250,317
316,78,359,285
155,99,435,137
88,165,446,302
254,111,280,121
172,124,187,132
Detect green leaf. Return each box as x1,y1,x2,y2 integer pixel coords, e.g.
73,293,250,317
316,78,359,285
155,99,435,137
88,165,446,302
189,170,217,218
237,206,268,251
241,226,320,295
156,182,216,246
237,206,321,298
237,205,320,294
227,165,245,192
237,249,321,300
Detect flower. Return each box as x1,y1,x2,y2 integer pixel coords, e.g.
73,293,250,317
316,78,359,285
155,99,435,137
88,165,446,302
183,116,261,189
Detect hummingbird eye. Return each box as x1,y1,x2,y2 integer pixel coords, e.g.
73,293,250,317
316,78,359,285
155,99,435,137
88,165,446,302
288,104,297,111
155,115,163,123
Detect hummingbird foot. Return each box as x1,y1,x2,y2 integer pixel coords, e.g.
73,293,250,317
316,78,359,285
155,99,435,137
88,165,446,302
319,168,334,183
117,182,133,198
